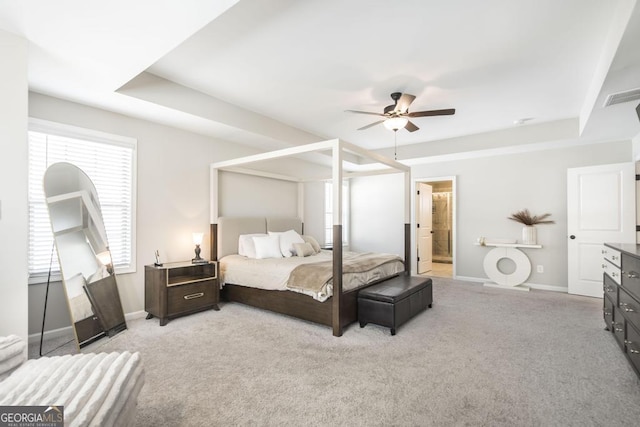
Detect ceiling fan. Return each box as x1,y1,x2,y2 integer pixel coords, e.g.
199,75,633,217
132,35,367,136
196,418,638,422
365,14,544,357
346,92,455,132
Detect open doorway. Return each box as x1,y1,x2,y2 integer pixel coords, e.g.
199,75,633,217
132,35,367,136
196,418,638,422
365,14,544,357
416,177,455,278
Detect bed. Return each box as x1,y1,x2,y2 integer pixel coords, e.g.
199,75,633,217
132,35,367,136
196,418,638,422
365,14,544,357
210,139,412,336
215,216,405,335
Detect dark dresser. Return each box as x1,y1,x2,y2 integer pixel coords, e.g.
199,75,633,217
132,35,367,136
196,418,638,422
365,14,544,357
603,243,640,377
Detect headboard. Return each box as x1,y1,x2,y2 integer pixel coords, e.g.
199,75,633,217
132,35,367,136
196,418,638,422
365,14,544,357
216,217,303,259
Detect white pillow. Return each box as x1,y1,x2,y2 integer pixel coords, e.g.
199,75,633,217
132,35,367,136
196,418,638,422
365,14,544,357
268,229,305,257
238,233,267,258
302,235,322,254
252,234,283,259
293,242,315,257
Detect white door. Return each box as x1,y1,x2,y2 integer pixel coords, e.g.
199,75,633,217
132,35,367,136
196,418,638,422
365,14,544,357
567,162,635,297
417,183,433,274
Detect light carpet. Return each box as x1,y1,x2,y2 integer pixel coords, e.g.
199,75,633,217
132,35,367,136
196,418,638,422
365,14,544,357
40,278,640,425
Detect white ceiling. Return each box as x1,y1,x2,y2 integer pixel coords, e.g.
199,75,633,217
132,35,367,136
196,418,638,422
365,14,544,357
2,0,640,159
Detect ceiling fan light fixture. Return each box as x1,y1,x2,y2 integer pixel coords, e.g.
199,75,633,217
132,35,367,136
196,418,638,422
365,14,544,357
383,117,408,131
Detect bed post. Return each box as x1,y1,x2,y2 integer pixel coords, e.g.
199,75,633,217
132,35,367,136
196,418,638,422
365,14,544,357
332,225,343,336
210,223,218,261
332,140,343,337
210,165,219,261
404,170,411,275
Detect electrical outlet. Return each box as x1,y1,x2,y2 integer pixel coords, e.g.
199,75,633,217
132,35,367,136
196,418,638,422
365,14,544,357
537,265,544,273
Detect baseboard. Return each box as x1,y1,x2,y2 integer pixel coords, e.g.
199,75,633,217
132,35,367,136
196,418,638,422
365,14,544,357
527,283,568,293
28,310,147,344
28,325,73,345
452,276,568,293
125,310,147,321
453,275,484,283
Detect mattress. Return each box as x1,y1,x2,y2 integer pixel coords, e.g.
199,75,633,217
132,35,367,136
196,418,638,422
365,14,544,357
220,250,404,302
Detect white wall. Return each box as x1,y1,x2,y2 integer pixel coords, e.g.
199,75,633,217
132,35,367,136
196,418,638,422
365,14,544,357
0,30,28,342
351,140,632,288
219,172,299,217
350,173,405,256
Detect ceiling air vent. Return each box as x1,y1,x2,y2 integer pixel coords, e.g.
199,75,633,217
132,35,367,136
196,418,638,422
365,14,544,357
603,87,640,107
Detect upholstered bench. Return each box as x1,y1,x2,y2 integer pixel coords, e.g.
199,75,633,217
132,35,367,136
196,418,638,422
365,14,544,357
358,275,432,335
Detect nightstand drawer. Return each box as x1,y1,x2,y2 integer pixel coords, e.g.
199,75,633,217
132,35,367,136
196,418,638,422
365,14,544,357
168,280,216,315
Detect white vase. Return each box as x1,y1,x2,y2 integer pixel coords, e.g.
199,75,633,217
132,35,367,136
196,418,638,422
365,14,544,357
522,226,537,245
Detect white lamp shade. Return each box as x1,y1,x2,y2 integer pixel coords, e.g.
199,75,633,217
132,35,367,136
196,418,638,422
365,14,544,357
383,117,409,131
192,232,204,245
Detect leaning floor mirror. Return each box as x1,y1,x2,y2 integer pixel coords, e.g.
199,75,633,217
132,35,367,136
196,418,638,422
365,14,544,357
43,162,127,349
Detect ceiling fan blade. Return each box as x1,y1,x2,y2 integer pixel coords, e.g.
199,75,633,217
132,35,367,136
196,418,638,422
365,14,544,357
394,93,416,113
407,108,456,117
345,110,385,117
405,120,419,132
357,120,385,131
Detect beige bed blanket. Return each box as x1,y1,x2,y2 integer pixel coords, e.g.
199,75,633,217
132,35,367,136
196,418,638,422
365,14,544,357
287,252,402,295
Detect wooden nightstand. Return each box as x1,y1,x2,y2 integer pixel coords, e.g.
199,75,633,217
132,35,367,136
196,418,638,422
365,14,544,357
145,261,219,326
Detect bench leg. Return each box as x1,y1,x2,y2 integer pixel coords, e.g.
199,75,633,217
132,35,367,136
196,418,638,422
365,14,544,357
359,321,367,328
390,328,396,336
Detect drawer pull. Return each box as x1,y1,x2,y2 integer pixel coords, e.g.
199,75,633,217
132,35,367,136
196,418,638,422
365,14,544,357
612,272,619,277
630,349,640,355
183,292,205,300
615,327,624,332
602,264,607,269
627,271,639,279
605,287,614,292
619,302,635,312
612,255,619,261
604,310,612,316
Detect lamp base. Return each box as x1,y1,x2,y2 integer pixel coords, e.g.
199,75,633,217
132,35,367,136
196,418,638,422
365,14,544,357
192,258,208,264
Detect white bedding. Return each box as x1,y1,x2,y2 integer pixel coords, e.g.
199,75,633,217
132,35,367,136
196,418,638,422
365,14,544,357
220,249,404,302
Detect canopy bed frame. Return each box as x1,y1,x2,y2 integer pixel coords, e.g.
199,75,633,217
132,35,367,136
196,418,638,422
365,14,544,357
210,139,411,336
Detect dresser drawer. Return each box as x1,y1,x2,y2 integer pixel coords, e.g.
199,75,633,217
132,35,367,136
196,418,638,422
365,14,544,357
604,295,615,331
167,279,217,316
613,308,625,350
602,246,621,267
621,254,640,301
619,287,640,327
603,274,618,301
603,261,622,285
625,322,640,374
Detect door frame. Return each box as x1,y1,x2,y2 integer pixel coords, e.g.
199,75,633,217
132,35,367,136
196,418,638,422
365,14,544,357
411,176,457,277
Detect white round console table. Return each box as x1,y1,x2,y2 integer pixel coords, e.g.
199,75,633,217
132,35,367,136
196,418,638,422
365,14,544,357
477,242,542,291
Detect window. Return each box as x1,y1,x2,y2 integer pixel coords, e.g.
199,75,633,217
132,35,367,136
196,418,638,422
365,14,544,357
324,180,349,247
28,119,136,281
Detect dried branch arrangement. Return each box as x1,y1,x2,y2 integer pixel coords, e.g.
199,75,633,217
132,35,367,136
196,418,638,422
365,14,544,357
508,209,555,226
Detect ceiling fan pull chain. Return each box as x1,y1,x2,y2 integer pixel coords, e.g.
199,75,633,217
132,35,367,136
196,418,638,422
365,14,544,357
394,130,397,160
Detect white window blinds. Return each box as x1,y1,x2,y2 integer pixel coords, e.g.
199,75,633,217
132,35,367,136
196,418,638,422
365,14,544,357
28,119,136,279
